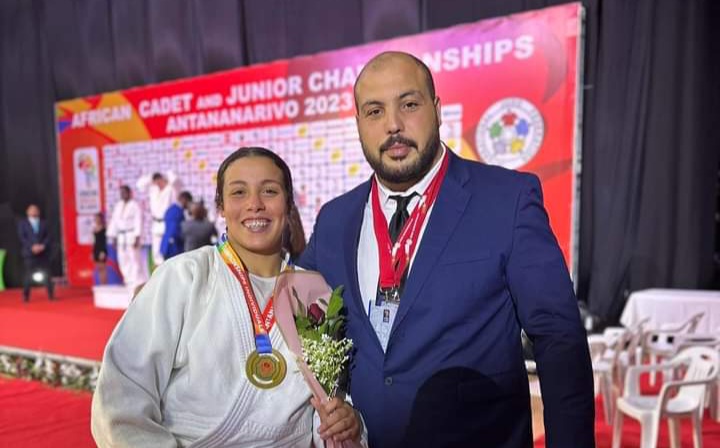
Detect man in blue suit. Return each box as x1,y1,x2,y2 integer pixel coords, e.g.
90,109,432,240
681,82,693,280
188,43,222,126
18,204,54,302
299,52,594,447
160,190,193,260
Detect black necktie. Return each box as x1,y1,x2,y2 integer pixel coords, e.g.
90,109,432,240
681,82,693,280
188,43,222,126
387,193,417,298
388,194,416,243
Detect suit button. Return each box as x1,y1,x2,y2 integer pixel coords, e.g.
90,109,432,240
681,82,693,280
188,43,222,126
384,376,393,386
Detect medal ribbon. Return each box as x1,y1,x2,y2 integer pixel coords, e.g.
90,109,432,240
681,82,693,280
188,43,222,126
217,234,287,354
371,150,449,291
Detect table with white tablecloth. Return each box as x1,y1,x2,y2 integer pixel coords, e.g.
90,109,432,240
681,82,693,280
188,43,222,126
620,288,720,333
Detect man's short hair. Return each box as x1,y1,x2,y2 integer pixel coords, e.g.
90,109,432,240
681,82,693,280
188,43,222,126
353,51,436,111
179,191,193,202
151,172,164,181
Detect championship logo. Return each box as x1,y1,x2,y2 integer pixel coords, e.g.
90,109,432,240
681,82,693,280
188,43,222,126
475,98,545,169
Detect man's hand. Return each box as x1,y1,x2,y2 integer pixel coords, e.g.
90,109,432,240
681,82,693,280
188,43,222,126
31,244,45,254
312,396,361,443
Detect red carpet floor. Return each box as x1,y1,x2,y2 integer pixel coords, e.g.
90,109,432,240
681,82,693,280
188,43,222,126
0,377,94,447
534,387,720,447
0,286,124,360
3,287,720,446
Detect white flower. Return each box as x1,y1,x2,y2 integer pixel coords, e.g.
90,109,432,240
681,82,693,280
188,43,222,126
0,354,12,373
301,334,353,395
0,351,98,391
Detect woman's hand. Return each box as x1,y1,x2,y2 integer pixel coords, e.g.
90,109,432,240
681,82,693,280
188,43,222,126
312,396,361,442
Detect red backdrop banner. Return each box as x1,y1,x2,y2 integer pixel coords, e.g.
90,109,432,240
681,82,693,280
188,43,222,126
56,3,583,286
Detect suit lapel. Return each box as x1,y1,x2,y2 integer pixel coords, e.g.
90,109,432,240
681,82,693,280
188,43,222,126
343,196,364,310
342,181,370,313
342,180,389,354
390,153,471,338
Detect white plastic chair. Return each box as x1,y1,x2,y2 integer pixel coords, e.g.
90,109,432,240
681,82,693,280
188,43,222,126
645,312,705,386
706,328,720,422
589,331,625,424
667,333,720,423
589,318,649,424
611,346,720,448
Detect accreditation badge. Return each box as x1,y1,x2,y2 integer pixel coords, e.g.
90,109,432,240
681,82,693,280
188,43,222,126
368,298,399,352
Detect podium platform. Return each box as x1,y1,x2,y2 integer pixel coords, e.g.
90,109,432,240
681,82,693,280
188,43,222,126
92,285,134,309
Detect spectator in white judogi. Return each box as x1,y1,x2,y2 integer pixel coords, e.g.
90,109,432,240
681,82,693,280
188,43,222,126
106,185,147,289
136,171,181,266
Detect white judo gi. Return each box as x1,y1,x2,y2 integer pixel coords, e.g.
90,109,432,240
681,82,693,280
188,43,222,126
106,198,147,289
91,247,366,447
136,171,181,266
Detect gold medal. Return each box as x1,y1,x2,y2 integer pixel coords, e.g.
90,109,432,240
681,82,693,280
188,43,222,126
217,238,291,390
246,349,287,389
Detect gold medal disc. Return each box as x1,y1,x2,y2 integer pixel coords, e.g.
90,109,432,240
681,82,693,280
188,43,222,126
246,349,287,389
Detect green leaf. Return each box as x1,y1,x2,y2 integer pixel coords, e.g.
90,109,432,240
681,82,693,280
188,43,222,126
300,329,321,342
330,319,344,338
327,287,344,318
295,316,312,331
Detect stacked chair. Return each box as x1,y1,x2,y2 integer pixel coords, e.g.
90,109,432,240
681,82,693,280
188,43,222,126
612,346,719,448
589,318,650,424
589,309,720,447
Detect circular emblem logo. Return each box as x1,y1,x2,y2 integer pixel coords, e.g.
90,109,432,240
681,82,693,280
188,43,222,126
475,98,545,169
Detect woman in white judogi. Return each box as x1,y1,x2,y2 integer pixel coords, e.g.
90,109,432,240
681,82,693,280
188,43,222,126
92,148,365,447
106,185,147,289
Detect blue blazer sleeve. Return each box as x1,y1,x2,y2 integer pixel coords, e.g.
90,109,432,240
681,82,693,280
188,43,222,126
297,211,320,271
506,174,595,447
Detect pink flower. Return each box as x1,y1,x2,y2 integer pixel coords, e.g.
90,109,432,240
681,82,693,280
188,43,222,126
308,303,325,325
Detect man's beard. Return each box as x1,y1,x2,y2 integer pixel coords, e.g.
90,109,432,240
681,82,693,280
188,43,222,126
361,127,441,187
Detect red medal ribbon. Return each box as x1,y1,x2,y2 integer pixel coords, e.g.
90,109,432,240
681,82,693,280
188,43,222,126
371,150,449,292
217,235,289,350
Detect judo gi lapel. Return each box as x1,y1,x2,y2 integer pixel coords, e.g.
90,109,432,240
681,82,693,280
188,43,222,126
389,152,471,339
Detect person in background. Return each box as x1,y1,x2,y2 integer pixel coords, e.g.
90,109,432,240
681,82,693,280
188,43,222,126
17,204,53,302
92,147,364,447
136,171,182,267
106,185,147,290
298,51,594,448
181,200,218,252
93,212,108,285
160,191,193,260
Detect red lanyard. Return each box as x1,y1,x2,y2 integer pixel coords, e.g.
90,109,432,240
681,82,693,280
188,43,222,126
371,151,449,292
218,235,285,352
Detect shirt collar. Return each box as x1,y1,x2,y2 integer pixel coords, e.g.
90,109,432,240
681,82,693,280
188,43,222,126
375,144,447,207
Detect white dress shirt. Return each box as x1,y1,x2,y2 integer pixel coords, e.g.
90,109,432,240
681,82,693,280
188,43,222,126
357,146,447,320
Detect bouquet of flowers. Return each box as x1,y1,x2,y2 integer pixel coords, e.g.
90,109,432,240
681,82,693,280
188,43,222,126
292,285,353,397
273,271,361,448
